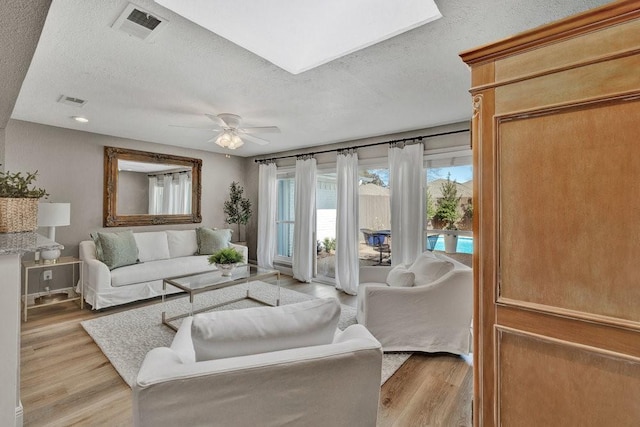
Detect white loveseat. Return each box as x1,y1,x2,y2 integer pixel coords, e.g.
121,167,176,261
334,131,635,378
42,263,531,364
133,299,383,427
357,251,473,354
79,229,248,309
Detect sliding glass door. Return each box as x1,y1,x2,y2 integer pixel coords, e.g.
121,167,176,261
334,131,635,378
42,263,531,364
315,171,337,282
358,167,391,266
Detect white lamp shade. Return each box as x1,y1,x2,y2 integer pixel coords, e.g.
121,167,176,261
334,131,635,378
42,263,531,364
38,203,71,227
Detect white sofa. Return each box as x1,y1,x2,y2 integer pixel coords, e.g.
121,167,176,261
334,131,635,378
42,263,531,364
357,252,473,354
133,299,383,427
79,229,248,309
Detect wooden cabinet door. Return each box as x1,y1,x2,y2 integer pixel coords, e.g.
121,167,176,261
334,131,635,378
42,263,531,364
462,2,640,425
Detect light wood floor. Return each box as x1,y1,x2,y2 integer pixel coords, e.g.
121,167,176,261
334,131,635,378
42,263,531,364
20,278,472,426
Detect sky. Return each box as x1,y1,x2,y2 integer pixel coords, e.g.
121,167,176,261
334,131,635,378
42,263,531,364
366,165,472,187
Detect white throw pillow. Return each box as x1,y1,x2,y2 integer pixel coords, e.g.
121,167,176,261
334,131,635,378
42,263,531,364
409,253,454,286
386,265,415,287
166,230,198,258
191,298,341,361
133,232,171,262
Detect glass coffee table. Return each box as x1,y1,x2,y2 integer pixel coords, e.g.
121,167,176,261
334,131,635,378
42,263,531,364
161,264,280,331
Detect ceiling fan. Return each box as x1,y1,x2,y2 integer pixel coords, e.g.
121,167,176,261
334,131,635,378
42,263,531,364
172,113,280,149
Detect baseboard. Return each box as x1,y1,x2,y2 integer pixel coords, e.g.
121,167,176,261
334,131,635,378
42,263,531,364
247,259,293,277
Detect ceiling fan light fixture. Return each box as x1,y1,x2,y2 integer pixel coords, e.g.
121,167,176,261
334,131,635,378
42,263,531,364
231,133,243,148
215,131,232,148
215,130,244,150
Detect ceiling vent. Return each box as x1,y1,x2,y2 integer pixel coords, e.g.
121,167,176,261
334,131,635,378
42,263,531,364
112,3,168,42
58,95,87,107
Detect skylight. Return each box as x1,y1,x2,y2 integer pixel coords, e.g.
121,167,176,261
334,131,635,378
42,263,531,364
153,0,441,74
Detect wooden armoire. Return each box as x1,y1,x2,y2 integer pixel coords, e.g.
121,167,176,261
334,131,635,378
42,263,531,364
460,1,640,425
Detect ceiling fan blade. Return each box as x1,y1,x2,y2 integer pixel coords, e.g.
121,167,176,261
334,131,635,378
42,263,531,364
169,124,219,130
239,126,280,134
205,114,228,127
241,133,270,146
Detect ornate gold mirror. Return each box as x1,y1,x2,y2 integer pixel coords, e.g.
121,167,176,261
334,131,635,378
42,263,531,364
104,146,202,227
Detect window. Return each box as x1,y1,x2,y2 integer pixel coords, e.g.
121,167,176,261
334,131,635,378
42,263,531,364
425,150,473,253
276,173,295,260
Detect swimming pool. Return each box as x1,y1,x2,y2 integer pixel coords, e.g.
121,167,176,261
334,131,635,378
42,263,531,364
431,235,473,254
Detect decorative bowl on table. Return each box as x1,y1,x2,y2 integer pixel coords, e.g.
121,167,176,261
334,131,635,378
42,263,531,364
208,247,245,276
216,263,236,277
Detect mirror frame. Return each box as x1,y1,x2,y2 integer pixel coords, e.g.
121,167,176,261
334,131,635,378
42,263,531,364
104,146,202,227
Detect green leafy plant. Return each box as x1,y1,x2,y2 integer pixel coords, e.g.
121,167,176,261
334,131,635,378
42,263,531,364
434,173,461,230
208,247,245,265
0,170,48,199
223,181,252,241
426,189,436,220
322,237,336,254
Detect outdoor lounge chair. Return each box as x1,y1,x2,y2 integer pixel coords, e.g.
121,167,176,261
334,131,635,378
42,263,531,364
361,228,391,265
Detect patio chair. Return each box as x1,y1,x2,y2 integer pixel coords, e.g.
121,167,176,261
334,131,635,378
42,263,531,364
361,228,391,265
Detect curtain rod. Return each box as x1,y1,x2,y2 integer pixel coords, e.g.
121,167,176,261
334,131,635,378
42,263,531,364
254,128,469,163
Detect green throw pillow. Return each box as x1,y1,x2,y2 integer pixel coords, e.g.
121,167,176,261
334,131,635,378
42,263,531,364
90,232,104,261
95,231,139,270
196,227,233,255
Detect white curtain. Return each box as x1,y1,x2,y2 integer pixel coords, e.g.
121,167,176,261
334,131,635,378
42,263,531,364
292,156,316,282
335,150,359,295
257,162,277,269
162,174,175,214
177,173,191,214
149,173,191,215
148,176,159,214
389,143,425,266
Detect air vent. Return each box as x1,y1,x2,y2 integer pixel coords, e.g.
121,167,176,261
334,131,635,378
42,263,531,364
58,95,87,107
112,3,168,42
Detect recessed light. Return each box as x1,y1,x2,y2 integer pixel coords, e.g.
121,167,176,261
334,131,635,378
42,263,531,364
72,116,89,123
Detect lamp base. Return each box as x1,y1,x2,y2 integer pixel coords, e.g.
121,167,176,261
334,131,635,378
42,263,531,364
40,249,61,264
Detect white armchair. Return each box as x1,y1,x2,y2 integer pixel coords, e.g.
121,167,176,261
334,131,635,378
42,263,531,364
133,299,383,427
357,252,473,354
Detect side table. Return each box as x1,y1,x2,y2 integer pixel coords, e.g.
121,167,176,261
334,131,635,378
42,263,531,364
22,256,83,321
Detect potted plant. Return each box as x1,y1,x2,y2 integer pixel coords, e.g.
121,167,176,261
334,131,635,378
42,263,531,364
322,237,336,254
208,247,245,276
223,181,252,244
434,173,461,253
0,170,48,233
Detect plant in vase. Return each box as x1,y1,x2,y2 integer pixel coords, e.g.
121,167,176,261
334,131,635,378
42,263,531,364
0,170,48,233
208,247,245,276
223,181,252,243
434,173,461,253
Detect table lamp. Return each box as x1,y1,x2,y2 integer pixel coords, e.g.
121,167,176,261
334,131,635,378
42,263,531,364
37,202,70,263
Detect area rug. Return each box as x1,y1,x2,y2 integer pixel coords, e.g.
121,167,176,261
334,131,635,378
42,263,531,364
81,281,410,387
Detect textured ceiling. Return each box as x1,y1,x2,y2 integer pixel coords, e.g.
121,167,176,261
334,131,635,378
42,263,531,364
10,0,610,157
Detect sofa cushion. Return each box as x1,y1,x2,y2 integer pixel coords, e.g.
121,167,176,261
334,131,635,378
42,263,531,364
191,298,341,362
166,230,198,258
110,255,211,287
386,265,415,287
133,231,171,262
196,228,233,255
409,253,454,286
94,231,139,270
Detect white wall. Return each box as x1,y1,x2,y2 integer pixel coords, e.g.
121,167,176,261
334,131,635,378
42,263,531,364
5,119,248,291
